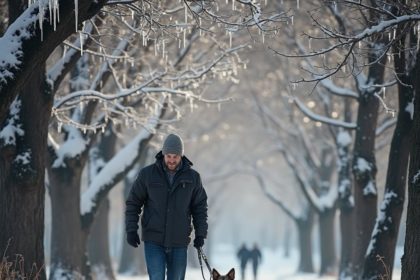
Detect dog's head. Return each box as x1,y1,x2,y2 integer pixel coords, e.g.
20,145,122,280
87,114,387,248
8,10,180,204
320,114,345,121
212,268,235,280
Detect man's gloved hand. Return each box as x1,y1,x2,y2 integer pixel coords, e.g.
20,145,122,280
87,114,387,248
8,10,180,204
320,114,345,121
127,231,140,248
194,236,205,249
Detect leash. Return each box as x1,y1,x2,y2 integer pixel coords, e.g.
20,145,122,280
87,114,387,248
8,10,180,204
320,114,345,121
197,247,212,280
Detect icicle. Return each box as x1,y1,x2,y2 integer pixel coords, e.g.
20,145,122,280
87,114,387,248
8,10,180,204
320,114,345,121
62,45,68,58
57,122,62,133
308,37,312,49
291,16,294,25
297,0,299,9
49,0,52,25
185,3,188,24
38,1,44,41
262,33,265,44
154,40,157,56
393,28,396,40
226,0,228,4
183,28,186,48
101,126,105,133
232,0,235,10
229,31,232,48
74,0,78,31
162,40,165,57
199,18,202,36
80,31,84,55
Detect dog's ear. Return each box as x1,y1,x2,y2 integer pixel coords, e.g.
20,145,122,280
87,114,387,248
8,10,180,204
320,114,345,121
212,268,220,279
227,268,235,279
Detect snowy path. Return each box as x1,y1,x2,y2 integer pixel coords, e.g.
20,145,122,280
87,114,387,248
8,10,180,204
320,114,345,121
117,244,402,280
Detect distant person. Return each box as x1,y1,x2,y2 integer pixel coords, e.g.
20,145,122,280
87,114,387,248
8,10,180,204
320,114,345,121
236,243,250,280
125,133,208,280
249,243,262,280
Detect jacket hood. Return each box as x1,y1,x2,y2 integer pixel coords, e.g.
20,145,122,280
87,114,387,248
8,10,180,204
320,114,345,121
155,151,193,168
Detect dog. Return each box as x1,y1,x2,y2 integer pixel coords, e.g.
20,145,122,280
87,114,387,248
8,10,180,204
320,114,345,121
212,268,235,280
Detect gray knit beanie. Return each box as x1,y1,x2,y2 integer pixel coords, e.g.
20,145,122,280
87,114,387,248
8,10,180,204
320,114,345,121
162,134,184,156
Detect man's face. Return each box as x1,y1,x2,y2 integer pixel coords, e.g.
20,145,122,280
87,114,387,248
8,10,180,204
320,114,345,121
164,153,182,171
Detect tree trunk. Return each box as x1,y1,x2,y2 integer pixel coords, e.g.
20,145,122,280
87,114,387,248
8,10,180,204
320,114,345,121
362,30,414,280
48,166,88,279
0,67,50,279
296,211,314,273
319,208,337,275
339,206,354,279
337,124,354,280
351,45,388,276
88,199,115,280
401,35,420,280
118,164,148,275
88,126,117,280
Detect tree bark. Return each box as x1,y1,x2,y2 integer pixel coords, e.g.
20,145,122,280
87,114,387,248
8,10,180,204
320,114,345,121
118,161,148,275
319,208,337,275
362,29,414,280
88,199,115,280
400,35,420,280
338,100,354,280
48,163,88,279
0,67,51,280
0,0,106,125
351,42,388,277
296,210,315,273
88,127,118,280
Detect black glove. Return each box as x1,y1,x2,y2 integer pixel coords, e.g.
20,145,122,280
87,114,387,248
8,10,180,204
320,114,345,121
194,236,205,248
127,231,140,248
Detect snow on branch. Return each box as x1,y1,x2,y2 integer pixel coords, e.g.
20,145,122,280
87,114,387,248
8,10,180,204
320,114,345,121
276,143,324,212
251,166,300,221
376,117,397,137
51,126,87,168
80,103,163,217
320,79,358,99
293,97,357,129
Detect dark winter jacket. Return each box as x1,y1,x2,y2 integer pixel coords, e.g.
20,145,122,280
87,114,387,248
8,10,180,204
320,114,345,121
125,151,208,247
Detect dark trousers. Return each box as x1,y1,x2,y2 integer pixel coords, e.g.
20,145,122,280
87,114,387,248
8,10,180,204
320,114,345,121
144,242,187,280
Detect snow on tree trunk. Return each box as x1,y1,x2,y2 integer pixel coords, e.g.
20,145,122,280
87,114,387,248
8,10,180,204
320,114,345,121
400,40,420,280
0,65,50,279
362,32,415,280
337,98,354,280
351,42,388,277
0,0,105,126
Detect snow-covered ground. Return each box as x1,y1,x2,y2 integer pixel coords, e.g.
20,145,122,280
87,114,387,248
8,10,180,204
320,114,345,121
117,244,402,280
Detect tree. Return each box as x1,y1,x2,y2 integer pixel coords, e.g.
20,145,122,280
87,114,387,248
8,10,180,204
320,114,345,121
0,1,283,277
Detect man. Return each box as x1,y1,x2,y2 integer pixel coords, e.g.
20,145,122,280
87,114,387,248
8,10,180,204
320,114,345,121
249,243,262,280
236,243,250,280
125,133,208,280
